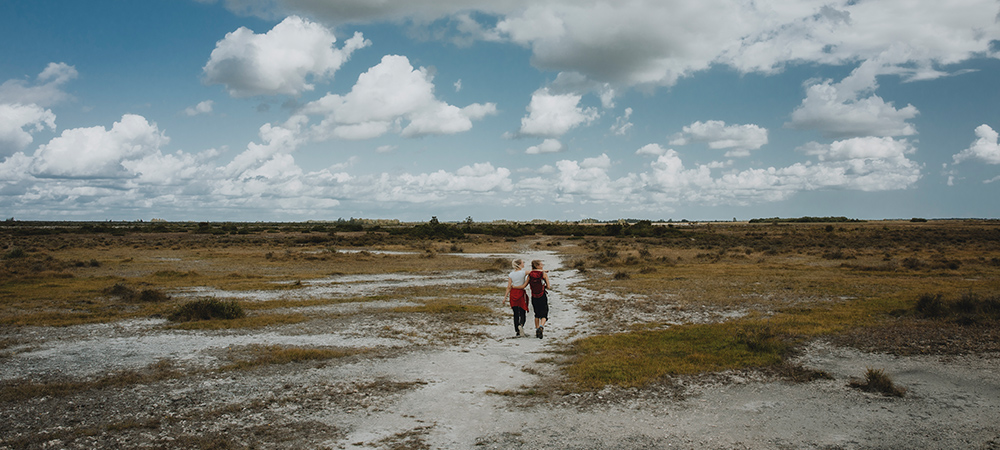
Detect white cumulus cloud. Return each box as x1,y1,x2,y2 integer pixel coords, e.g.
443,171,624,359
302,54,496,140
184,100,214,116
787,53,919,138
610,107,633,136
518,88,598,138
520,136,921,208
0,103,57,153
635,143,668,157
669,120,768,157
526,138,564,154
0,62,78,106
30,114,169,178
203,16,370,97
953,124,1000,165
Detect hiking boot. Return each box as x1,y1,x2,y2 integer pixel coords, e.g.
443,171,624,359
536,326,543,339
517,325,524,337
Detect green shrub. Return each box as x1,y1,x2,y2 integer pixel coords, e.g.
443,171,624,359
169,298,245,322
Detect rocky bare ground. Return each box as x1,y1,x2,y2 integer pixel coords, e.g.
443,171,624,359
2,251,999,449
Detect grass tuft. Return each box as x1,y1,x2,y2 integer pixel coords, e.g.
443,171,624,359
565,321,787,389
849,367,906,397
221,344,357,371
2,247,26,259
169,298,245,322
391,298,491,315
0,359,180,403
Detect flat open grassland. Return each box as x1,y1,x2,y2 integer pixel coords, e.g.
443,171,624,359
1,220,998,449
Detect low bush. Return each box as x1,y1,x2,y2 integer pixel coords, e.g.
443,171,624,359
849,367,906,397
915,293,946,318
914,292,1000,323
137,289,170,303
169,298,245,322
3,247,26,259
105,283,137,300
105,283,170,303
734,322,786,354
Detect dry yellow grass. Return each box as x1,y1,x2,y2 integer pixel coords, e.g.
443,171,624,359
560,220,1000,388
0,230,505,326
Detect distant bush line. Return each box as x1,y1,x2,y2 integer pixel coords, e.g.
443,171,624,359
1,219,687,239
747,216,864,224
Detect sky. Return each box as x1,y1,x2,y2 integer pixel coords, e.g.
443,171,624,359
2,0,1000,223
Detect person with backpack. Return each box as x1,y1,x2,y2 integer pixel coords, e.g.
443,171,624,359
505,259,530,337
527,260,551,338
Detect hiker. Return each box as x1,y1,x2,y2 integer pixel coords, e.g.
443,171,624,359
527,260,551,338
505,258,530,337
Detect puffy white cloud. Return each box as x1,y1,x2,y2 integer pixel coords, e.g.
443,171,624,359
526,138,564,154
121,148,218,186
30,114,169,178
257,1,1000,91
203,16,370,97
953,124,1000,165
224,115,308,178
520,136,921,208
669,120,768,157
0,62,77,106
302,55,496,140
787,56,919,138
798,136,916,162
0,103,57,153
403,162,513,192
184,100,214,116
518,88,598,137
347,162,513,203
635,143,667,157
0,63,76,155
522,153,640,202
0,151,34,182
610,107,633,136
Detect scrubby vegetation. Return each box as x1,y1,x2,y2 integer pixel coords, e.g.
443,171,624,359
2,218,999,391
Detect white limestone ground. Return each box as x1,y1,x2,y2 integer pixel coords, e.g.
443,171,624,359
1,250,998,449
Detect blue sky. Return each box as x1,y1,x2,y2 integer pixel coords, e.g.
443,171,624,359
2,0,1000,222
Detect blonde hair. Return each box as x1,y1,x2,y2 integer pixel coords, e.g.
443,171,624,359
531,260,543,269
511,258,524,270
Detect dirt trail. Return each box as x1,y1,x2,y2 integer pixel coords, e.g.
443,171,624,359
335,250,581,448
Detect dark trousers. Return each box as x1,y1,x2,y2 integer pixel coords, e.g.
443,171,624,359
512,307,527,333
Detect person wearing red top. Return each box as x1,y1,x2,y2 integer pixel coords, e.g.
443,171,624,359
527,260,551,338
505,259,530,337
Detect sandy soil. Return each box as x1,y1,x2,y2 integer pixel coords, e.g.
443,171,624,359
2,251,999,449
